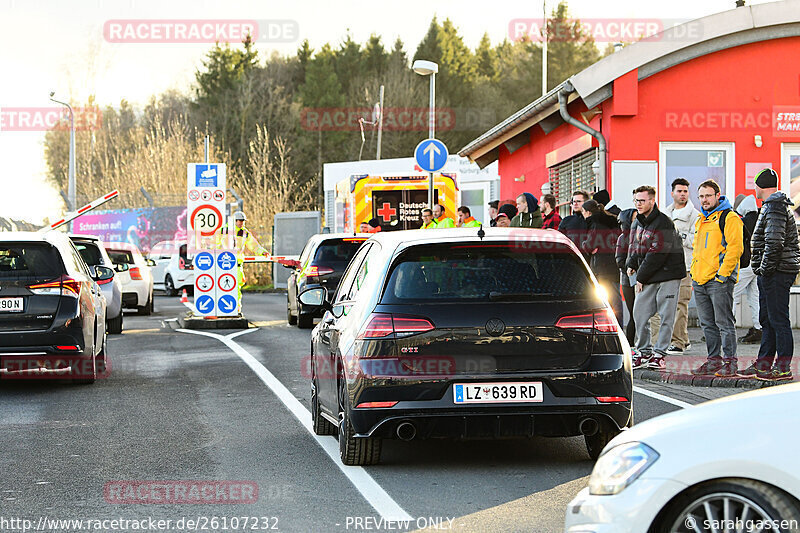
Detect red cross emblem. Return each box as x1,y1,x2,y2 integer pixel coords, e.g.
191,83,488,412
377,202,396,222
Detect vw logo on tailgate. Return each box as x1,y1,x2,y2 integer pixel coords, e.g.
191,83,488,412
485,318,505,337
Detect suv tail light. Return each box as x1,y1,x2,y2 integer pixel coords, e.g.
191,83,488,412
357,313,435,339
129,266,142,280
556,308,618,334
28,275,81,298
97,276,114,285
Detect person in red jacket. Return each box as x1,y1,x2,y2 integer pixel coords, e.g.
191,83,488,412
541,194,562,229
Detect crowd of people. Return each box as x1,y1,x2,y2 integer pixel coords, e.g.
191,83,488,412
406,169,798,382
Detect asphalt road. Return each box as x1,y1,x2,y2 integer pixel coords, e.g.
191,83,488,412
0,293,743,533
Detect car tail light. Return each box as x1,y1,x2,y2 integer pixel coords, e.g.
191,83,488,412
56,345,80,351
28,275,81,298
129,267,142,280
596,396,629,403
179,257,194,270
358,313,435,339
556,309,619,335
355,401,398,408
306,265,335,278
97,277,114,285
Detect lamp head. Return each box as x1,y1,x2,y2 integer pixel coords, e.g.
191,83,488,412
412,60,438,76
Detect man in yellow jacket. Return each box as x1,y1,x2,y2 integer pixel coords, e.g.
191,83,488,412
690,179,744,378
420,209,436,229
217,211,268,305
457,206,482,227
432,203,455,228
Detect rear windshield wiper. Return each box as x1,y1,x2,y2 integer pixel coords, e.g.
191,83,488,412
488,291,554,301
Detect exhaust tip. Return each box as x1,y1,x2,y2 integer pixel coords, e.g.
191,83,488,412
396,421,417,441
579,417,599,436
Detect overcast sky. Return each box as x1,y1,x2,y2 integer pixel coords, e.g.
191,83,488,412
0,0,773,223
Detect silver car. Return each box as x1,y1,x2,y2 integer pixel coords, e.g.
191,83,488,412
70,235,125,334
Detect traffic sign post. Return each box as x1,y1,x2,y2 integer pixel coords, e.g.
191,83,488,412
187,163,227,249
414,139,448,210
192,248,238,317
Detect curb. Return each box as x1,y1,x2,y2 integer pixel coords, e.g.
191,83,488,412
633,369,783,389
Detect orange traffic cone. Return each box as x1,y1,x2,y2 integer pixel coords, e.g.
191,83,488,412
180,289,188,303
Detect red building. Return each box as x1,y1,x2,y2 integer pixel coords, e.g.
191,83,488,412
459,1,800,213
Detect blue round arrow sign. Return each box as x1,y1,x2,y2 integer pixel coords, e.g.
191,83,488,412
414,138,448,172
195,294,215,315
218,294,237,314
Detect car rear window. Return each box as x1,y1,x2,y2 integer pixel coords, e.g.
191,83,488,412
106,249,134,265
312,238,365,264
73,242,104,266
381,242,594,303
0,243,64,280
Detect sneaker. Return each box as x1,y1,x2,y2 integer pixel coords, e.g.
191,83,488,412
646,356,666,370
692,358,724,376
632,351,654,370
738,328,762,345
666,345,684,355
737,360,767,378
757,368,794,382
714,360,738,377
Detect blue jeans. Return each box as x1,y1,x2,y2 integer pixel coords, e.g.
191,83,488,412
756,272,795,370
693,278,736,361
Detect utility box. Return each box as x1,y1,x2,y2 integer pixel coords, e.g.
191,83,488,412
272,211,321,289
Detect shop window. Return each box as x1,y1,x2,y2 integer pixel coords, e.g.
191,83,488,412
548,148,598,216
659,143,734,208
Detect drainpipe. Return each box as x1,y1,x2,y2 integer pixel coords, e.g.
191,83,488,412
558,81,607,190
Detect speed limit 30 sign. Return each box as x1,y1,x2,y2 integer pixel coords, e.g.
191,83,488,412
187,163,227,239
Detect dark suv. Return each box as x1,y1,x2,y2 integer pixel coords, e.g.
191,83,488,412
286,234,368,328
0,232,111,383
301,228,633,465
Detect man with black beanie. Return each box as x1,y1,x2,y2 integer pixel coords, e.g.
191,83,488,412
739,168,800,381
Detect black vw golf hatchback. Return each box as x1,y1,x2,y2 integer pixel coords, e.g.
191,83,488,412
301,227,633,465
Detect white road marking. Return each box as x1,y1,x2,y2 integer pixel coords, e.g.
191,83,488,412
178,328,412,522
633,385,693,409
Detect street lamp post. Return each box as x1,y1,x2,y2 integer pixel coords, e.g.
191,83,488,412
412,60,439,210
50,92,76,230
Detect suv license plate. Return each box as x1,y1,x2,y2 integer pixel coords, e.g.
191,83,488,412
454,382,543,404
0,297,23,312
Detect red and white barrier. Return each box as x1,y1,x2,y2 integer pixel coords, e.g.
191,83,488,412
42,190,120,232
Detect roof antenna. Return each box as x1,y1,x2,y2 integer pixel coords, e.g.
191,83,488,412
477,224,485,240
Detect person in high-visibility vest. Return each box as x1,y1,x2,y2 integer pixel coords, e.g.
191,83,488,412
432,204,455,228
420,209,436,229
457,206,481,227
217,211,268,308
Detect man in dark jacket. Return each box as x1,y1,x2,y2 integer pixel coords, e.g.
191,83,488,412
625,185,686,369
581,200,622,323
739,168,800,381
510,192,543,228
559,190,589,245
593,189,621,216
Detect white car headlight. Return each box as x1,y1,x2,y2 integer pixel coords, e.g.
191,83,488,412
588,442,659,495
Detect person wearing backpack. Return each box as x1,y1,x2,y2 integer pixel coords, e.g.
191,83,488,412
690,179,744,378
733,194,761,344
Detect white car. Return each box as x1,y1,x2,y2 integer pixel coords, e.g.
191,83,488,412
148,240,194,296
104,242,155,315
565,384,800,533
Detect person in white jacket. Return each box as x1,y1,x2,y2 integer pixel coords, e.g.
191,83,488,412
733,194,762,343
663,178,700,354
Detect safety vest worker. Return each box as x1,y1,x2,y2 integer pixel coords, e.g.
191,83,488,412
216,211,268,307
420,208,436,229
432,204,455,228
457,206,481,228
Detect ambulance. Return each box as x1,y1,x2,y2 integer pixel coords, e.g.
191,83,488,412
334,173,459,232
